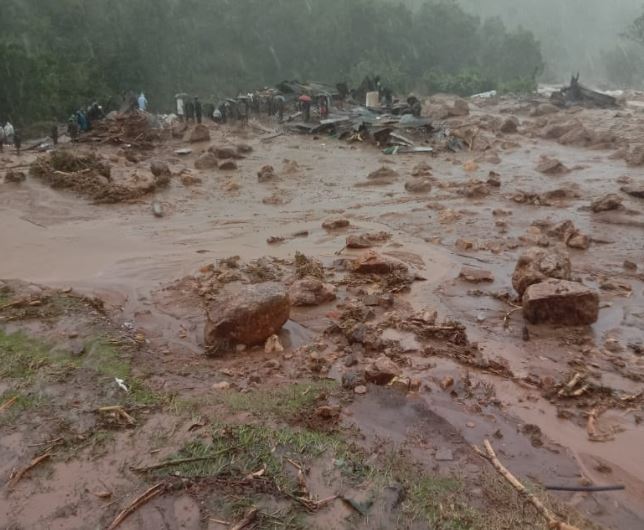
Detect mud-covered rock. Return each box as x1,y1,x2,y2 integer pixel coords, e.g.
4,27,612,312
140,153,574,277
448,98,470,117
459,267,494,283
499,116,519,133
411,162,432,177
531,103,559,117
210,145,243,159
342,370,366,390
522,279,599,326
512,247,572,296
150,161,171,178
365,355,401,385
536,156,569,175
204,282,290,348
194,152,218,170
346,232,390,249
591,194,623,212
366,166,400,184
322,216,350,230
620,184,644,199
289,278,336,306
189,124,210,143
405,178,432,193
257,165,276,182
566,232,590,250
218,159,238,171
353,251,408,275
626,144,644,167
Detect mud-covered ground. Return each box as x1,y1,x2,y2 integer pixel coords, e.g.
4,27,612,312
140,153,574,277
1,93,643,530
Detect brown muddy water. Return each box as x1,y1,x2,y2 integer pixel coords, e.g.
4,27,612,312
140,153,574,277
1,98,643,529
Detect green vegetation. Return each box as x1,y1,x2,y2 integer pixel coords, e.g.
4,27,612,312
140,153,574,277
0,330,70,380
0,0,544,127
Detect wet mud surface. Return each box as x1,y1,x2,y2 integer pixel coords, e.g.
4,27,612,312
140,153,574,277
1,95,643,529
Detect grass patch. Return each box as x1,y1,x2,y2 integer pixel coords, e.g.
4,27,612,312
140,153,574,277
0,391,45,427
0,330,73,380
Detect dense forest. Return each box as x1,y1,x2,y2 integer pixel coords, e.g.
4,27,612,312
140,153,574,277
0,0,544,126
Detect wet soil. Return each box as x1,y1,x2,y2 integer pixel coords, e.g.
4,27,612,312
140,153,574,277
1,95,644,529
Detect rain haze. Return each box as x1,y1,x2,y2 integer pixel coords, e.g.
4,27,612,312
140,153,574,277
1,2,644,530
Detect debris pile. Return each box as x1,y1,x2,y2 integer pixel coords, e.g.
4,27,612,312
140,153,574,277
80,110,162,149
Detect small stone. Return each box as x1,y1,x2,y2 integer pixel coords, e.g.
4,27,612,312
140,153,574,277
440,376,454,390
603,338,623,353
315,405,341,420
389,376,411,392
194,152,218,170
354,385,367,395
264,335,284,354
405,178,432,193
322,216,350,230
212,381,231,390
499,116,519,134
365,355,401,385
189,124,210,143
466,422,476,428
591,194,623,213
342,370,366,389
257,165,276,182
621,184,644,198
536,156,569,175
623,260,637,271
459,267,494,283
218,159,238,171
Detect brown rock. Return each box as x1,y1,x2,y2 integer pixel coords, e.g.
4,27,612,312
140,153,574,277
531,103,559,117
210,145,243,159
204,282,290,348
367,166,400,184
150,160,171,178
500,116,519,133
522,279,599,326
512,247,572,296
181,174,202,186
257,165,276,182
624,260,638,271
536,156,569,175
353,251,408,275
346,232,390,249
448,98,470,117
591,194,623,212
194,152,218,170
189,124,210,143
461,179,490,198
405,178,432,193
236,143,253,154
365,355,401,385
626,144,644,167
289,278,337,306
620,184,644,199
459,267,494,283
218,159,238,171
322,216,350,230
314,405,341,420
411,162,432,177
567,232,590,250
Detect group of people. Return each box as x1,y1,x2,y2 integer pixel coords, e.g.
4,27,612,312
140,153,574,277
175,95,204,124
0,121,21,154
67,102,105,142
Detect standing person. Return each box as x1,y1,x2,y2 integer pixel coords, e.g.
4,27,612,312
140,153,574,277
185,98,195,123
275,95,285,122
68,115,80,142
13,129,21,155
194,97,203,124
4,121,15,145
51,124,59,145
299,95,311,122
0,124,5,152
175,93,186,122
138,92,148,111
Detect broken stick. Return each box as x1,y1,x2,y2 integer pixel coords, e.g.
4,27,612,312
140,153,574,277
132,447,233,473
474,440,580,530
8,453,52,489
0,396,18,413
106,482,166,530
586,408,615,443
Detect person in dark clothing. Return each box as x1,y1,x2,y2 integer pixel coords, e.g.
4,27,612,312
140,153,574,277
275,95,285,122
194,97,203,124
51,125,58,145
299,96,311,122
68,116,80,142
185,99,195,123
237,97,249,126
14,130,21,155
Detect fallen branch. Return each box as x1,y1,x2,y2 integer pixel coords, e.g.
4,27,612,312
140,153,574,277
474,440,580,530
106,482,166,530
503,307,523,328
98,406,136,425
132,448,232,473
8,453,52,489
0,396,17,413
230,507,258,530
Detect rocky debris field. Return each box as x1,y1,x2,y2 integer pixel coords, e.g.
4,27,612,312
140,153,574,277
1,91,644,530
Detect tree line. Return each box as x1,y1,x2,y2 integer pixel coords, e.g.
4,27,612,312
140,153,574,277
0,0,544,127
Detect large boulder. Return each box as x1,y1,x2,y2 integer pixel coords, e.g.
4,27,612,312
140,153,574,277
405,178,432,193
194,152,218,170
210,145,243,159
150,160,171,178
365,355,401,385
620,184,644,199
523,279,599,326
626,144,644,167
591,194,623,212
353,251,408,275
204,282,290,348
289,278,336,306
512,247,572,296
531,103,559,117
189,124,210,143
499,116,519,134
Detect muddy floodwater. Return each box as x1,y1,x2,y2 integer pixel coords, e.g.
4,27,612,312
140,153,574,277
1,95,643,529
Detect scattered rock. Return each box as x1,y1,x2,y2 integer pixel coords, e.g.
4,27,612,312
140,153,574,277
218,159,238,171
342,370,366,390
4,170,26,183
624,260,638,271
448,98,470,117
314,405,341,420
262,192,290,205
257,165,276,182
440,376,454,390
210,145,242,159
591,194,623,212
461,179,490,198
365,355,401,385
150,160,171,178
354,385,368,395
522,279,599,326
487,171,501,187
405,178,432,193
599,278,632,293
353,251,408,275
194,152,218,170
346,232,391,249
512,247,572,296
531,103,559,117
604,338,623,353
463,160,478,172
322,216,350,230
626,144,644,166
459,267,494,283
499,116,519,134
222,179,240,192
189,124,210,143
181,173,202,186
366,166,400,185
289,278,337,306
236,143,253,154
212,381,231,390
536,156,569,175
566,232,590,250
621,184,644,199
411,162,432,177
264,334,284,354
204,282,290,348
